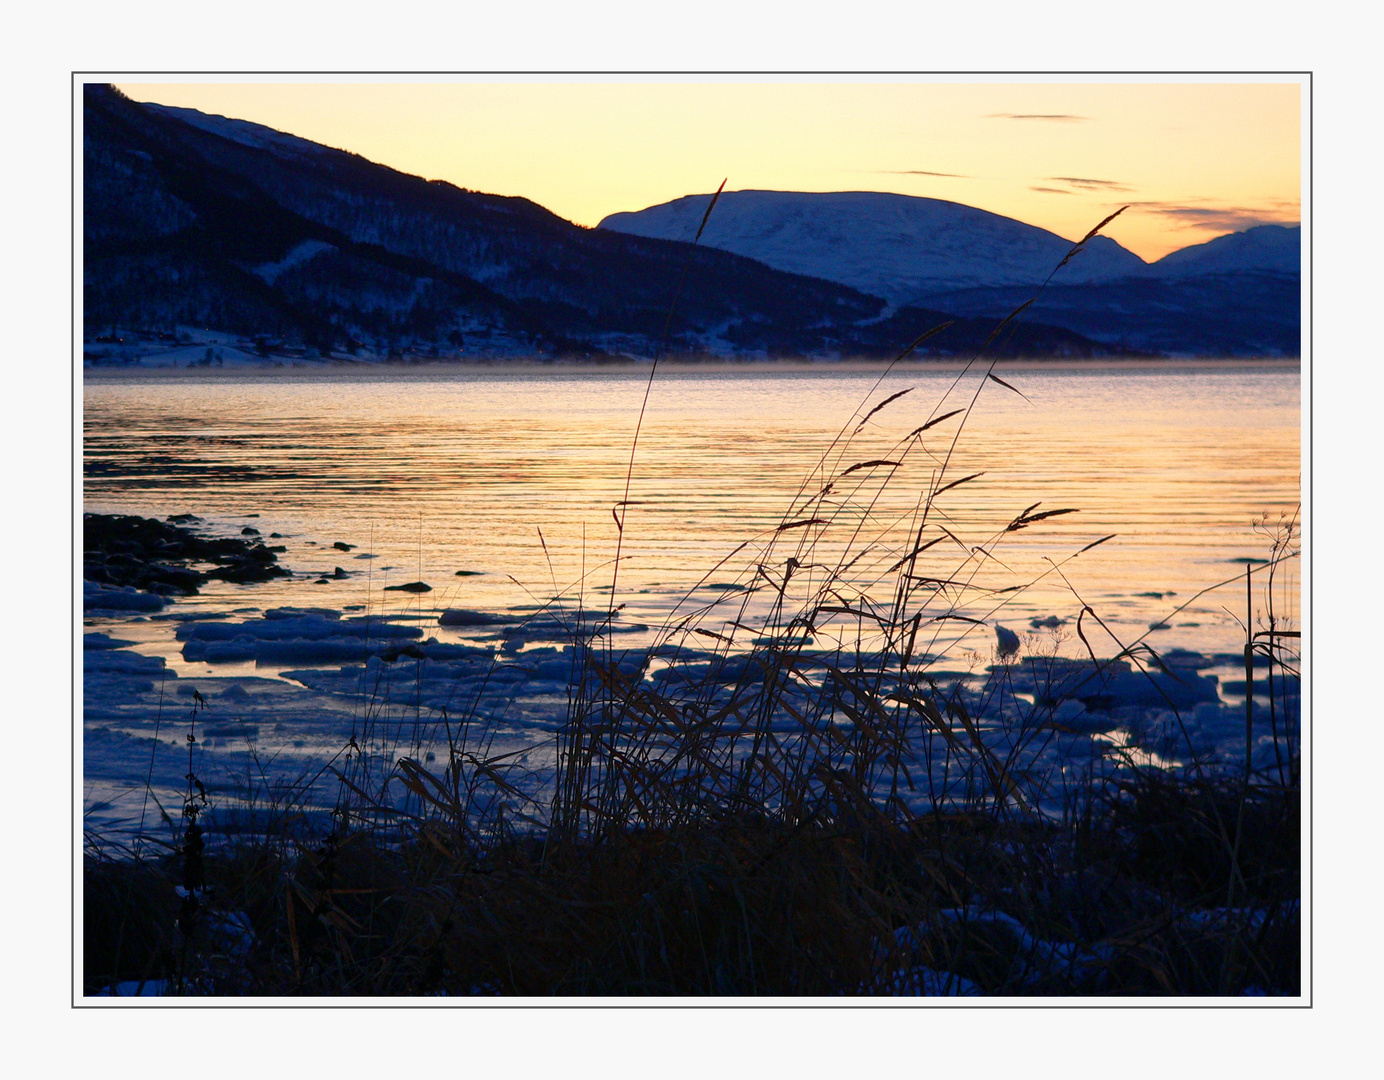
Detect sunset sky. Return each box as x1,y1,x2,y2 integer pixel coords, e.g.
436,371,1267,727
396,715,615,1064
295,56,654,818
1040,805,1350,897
114,78,1302,263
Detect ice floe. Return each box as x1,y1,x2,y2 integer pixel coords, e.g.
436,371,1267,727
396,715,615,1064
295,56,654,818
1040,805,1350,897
84,582,165,612
83,576,1300,851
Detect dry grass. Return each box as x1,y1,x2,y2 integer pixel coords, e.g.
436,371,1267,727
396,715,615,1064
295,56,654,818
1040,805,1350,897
82,209,1301,997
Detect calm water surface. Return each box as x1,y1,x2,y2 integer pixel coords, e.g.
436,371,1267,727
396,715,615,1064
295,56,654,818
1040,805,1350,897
83,364,1300,671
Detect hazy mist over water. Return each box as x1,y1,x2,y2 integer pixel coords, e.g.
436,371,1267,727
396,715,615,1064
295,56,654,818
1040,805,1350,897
83,365,1300,668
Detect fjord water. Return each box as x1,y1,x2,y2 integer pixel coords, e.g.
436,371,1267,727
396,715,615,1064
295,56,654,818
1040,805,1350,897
83,364,1300,670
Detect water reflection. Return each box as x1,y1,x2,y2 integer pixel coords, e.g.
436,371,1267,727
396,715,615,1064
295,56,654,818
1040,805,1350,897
84,365,1300,665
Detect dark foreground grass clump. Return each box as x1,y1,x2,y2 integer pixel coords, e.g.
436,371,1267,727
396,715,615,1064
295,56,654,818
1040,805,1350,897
84,856,180,994
83,757,1299,997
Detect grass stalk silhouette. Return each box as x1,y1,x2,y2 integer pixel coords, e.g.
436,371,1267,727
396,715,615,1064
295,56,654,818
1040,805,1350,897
82,207,1300,997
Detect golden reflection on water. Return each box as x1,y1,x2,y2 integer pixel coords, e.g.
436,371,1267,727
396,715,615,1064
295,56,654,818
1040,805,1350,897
83,365,1300,665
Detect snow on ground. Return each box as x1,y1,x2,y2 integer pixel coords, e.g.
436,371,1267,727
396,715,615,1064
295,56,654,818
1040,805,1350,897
81,566,1300,1000
82,512,1299,848
84,575,1300,849
252,239,338,284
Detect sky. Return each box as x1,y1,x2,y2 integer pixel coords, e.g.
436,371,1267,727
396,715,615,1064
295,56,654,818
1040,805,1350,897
114,78,1302,263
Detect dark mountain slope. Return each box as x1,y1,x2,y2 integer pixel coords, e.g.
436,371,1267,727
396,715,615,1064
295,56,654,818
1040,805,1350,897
922,273,1300,358
83,85,1143,361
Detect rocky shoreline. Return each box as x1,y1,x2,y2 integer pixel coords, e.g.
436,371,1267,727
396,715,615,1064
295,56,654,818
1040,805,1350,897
83,513,291,610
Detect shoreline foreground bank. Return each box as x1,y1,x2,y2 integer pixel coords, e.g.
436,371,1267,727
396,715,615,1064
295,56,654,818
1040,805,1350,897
82,500,1301,997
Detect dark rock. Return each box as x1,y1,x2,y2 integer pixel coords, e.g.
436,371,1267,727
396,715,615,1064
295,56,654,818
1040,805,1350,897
148,564,202,592
84,514,292,594
384,581,431,593
241,526,260,535
439,608,518,626
263,607,340,621
205,558,290,584
333,542,355,551
995,624,1021,657
333,567,349,578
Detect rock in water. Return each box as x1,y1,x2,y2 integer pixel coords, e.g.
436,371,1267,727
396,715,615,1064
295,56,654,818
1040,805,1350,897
384,581,431,593
84,513,290,591
995,624,1020,658
439,608,517,626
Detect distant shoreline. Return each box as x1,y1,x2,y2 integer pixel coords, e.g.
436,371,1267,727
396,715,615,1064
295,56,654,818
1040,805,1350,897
83,356,1301,381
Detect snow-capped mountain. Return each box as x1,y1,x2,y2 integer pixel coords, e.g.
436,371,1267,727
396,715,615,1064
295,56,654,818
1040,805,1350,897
1144,224,1300,278
599,192,1300,356
599,190,1150,304
83,85,1297,360
83,85,1130,362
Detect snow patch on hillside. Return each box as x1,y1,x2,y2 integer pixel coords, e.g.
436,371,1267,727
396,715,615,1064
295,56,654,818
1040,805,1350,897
144,103,335,160
599,190,1149,302
253,240,337,284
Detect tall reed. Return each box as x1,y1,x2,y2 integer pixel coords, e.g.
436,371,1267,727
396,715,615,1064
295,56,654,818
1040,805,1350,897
84,205,1300,997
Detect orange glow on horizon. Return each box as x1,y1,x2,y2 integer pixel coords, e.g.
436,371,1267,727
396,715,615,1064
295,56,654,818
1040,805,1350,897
110,78,1302,263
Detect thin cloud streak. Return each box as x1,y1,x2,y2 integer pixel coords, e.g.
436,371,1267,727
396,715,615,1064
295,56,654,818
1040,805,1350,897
1048,176,1133,192
880,169,972,178
986,113,1089,122
1120,200,1301,233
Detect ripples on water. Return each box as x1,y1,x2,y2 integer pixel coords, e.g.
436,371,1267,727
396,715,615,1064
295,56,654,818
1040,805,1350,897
83,364,1300,670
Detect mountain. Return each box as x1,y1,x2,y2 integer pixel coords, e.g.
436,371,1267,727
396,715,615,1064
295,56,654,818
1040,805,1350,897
918,224,1301,356
599,190,1149,304
81,86,1153,363
105,85,1324,363
919,275,1300,357
1143,224,1300,278
601,193,1300,357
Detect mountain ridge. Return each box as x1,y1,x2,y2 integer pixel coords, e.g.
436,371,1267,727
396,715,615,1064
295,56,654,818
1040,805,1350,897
600,190,1299,357
598,189,1299,283
83,86,1293,362
599,190,1152,303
